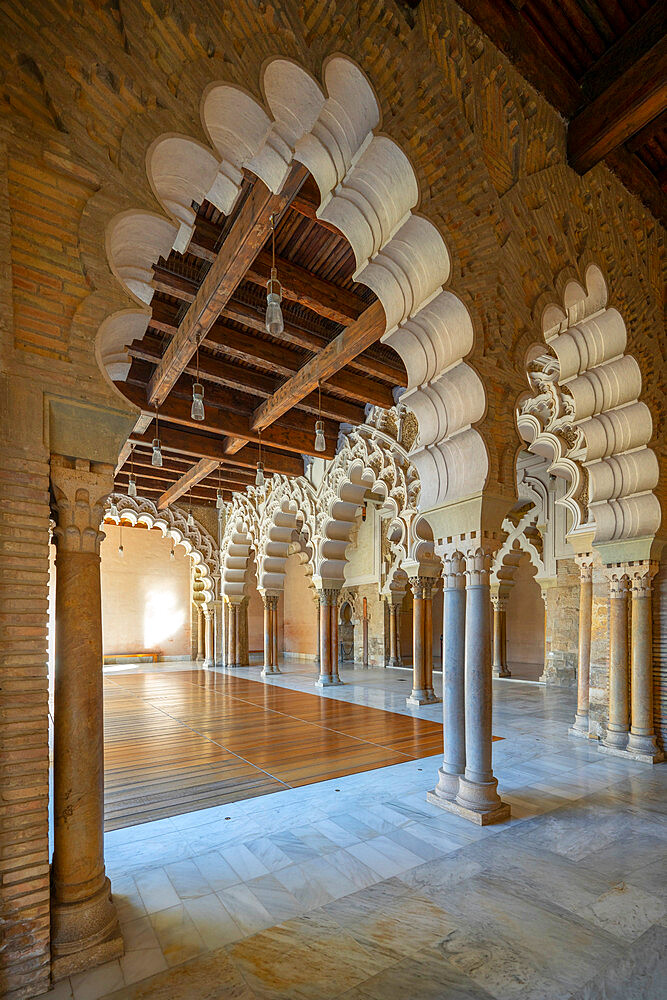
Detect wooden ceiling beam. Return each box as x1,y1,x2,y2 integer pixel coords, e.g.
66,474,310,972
125,451,255,483
579,3,667,102
568,37,667,173
156,458,220,510
289,192,343,235
128,425,303,476
122,382,336,459
147,162,309,408
125,334,366,423
244,250,366,325
113,478,225,504
115,413,153,475
251,300,387,433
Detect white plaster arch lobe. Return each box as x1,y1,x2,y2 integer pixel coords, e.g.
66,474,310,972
221,495,260,601
98,55,486,520
517,265,661,553
104,494,220,605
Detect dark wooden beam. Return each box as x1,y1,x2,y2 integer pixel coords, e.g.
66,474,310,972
244,250,366,325
128,426,304,477
605,145,667,225
126,451,255,483
115,413,153,475
251,300,387,433
147,162,308,407
580,3,667,102
453,0,581,116
122,382,336,459
568,38,667,173
157,458,220,510
114,476,225,504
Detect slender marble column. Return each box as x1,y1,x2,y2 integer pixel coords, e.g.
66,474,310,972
314,596,321,665
626,563,663,762
50,459,122,979
317,590,332,685
407,579,426,703
570,555,594,738
602,571,630,751
271,596,279,671
262,596,271,673
238,597,249,667
362,612,369,668
387,600,399,666
225,602,234,667
429,552,466,804
234,602,242,668
455,545,510,824
228,604,238,668
491,595,511,677
330,595,343,684
196,605,205,662
423,581,440,703
203,607,214,668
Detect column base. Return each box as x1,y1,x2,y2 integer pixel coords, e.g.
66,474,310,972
406,689,440,706
429,792,511,826
569,713,590,739
599,740,664,765
387,657,400,667
492,666,511,678
453,775,511,825
427,766,462,803
51,876,123,981
261,666,281,677
601,727,629,752
316,675,344,687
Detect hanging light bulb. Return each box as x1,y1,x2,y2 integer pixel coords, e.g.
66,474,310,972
109,499,119,519
127,474,137,498
191,340,205,420
265,214,284,336
118,523,124,558
255,429,265,488
187,508,194,527
152,408,163,467
216,488,224,509
314,383,326,452
170,540,175,560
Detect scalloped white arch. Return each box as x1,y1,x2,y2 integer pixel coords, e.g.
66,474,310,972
104,494,220,604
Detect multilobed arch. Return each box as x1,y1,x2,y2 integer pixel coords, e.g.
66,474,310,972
517,264,660,549
104,494,219,605
98,53,488,520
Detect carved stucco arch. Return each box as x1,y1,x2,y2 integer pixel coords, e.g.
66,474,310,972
517,264,661,556
97,53,488,519
104,494,220,605
491,506,545,599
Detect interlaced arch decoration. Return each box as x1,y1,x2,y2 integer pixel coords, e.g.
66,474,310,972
97,53,487,521
104,494,220,605
220,407,433,600
517,264,660,551
491,505,546,598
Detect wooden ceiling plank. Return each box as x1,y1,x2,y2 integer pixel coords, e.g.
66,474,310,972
244,250,366,324
129,426,303,476
147,162,309,407
579,2,667,101
252,300,387,433
568,37,667,172
156,458,220,510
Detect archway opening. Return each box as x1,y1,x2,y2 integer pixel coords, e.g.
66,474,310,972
505,550,546,681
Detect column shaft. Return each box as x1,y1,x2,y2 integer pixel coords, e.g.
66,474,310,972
423,585,438,701
429,561,466,804
263,600,271,672
271,598,279,670
330,599,341,682
388,603,398,666
627,566,662,761
196,605,205,661
409,585,426,701
318,593,332,684
603,574,629,750
492,598,510,678
570,558,593,737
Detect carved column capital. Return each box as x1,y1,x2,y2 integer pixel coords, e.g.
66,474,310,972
603,565,630,598
491,594,508,612
627,560,659,598
442,551,466,590
574,552,595,582
50,457,115,555
203,606,213,621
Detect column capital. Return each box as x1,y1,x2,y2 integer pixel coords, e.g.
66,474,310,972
50,457,115,555
263,594,279,610
442,551,466,590
491,594,508,612
203,606,214,621
627,560,659,597
574,551,595,581
602,564,630,596
319,588,340,606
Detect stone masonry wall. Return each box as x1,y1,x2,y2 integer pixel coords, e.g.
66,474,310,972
542,559,580,688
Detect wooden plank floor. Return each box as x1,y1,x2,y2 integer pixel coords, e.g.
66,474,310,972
103,670,498,831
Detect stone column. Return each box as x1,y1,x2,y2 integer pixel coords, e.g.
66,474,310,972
213,599,223,667
228,603,238,668
238,596,249,667
203,607,214,668
50,458,122,979
387,599,399,667
423,580,440,703
407,578,439,706
271,595,280,670
601,570,630,753
491,595,511,678
626,563,663,762
330,592,343,684
262,595,281,676
455,544,510,824
222,601,230,666
316,590,332,685
362,611,369,668
196,604,205,662
570,554,594,738
429,552,466,806
314,595,321,666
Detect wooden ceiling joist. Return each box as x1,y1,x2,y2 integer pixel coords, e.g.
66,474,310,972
128,425,304,477
244,250,366,325
156,458,220,510
147,161,309,408
251,300,387,434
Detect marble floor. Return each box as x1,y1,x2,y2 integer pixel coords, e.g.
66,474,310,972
46,661,667,1000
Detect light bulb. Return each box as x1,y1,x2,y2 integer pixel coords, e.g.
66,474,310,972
127,475,137,498
191,382,205,421
170,546,175,560
118,545,124,558
216,488,224,510
255,461,265,487
187,509,194,527
151,438,163,468
109,500,119,518
314,419,326,453
265,268,284,336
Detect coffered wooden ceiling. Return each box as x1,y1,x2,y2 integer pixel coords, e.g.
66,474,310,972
403,0,666,224
113,170,403,508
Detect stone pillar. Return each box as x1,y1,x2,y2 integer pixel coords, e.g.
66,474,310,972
261,595,281,676
50,458,122,979
330,592,342,683
222,601,230,666
203,607,214,668
362,611,369,668
316,589,342,686
228,603,238,668
627,564,663,762
314,595,321,665
238,596,249,667
570,555,594,738
387,600,399,667
491,595,511,678
213,599,223,667
407,578,439,706
196,604,205,662
455,544,510,824
428,551,466,806
234,602,242,668
601,570,630,753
